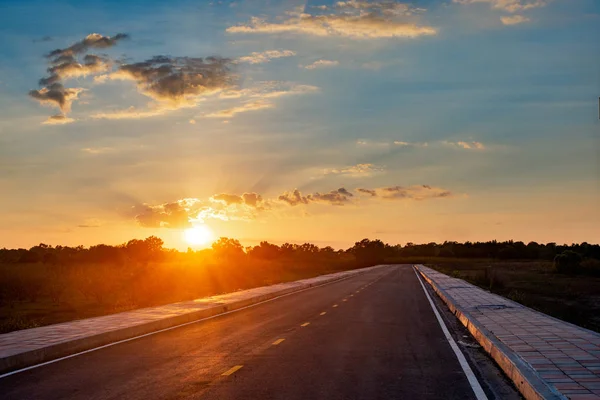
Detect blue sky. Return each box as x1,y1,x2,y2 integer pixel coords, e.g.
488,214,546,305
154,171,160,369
0,0,598,249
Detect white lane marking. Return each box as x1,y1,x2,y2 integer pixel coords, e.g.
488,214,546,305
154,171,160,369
0,270,386,379
414,267,488,400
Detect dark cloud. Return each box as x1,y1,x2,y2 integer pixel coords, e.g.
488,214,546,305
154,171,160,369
279,187,352,206
278,189,310,206
40,54,110,86
377,185,453,200
357,188,377,196
33,36,53,43
308,188,353,205
30,33,127,122
46,33,128,58
29,83,82,113
105,55,236,104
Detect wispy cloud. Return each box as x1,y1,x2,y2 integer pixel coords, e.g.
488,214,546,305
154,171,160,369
393,140,429,147
322,163,384,177
357,185,453,200
302,60,339,69
91,105,175,120
226,2,437,39
238,50,296,64
205,100,274,118
81,147,114,154
204,82,319,119
43,114,76,125
453,0,546,13
444,140,486,150
501,14,530,24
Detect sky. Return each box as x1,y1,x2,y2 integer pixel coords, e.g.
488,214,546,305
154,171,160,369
0,0,599,250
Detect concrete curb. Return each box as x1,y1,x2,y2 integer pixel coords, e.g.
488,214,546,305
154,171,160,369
415,265,567,400
0,265,386,375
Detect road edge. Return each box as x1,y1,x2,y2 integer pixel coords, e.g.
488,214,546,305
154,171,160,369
414,265,567,400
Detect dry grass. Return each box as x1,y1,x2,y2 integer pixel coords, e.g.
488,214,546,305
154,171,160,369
425,260,600,333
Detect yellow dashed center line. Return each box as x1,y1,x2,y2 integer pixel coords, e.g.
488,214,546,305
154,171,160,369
320,312,327,316
301,322,310,327
272,338,285,345
222,365,243,376
342,299,347,302
333,304,338,308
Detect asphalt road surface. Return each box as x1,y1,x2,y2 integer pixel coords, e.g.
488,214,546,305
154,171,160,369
0,265,517,400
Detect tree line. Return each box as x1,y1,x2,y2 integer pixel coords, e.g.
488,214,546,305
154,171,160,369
1,237,599,267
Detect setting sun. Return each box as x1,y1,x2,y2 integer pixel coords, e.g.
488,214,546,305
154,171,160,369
184,225,214,246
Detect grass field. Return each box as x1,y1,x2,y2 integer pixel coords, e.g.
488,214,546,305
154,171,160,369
0,258,356,334
419,259,600,333
2,258,599,334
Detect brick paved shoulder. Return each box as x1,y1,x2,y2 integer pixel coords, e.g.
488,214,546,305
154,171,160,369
417,265,600,400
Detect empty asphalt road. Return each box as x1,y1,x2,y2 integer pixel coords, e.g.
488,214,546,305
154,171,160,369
0,265,504,399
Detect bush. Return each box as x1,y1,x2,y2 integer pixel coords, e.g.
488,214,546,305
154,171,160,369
581,258,600,276
554,251,582,275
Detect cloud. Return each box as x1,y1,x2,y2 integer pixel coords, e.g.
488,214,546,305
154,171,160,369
211,193,244,205
279,188,353,206
81,147,114,154
205,100,274,118
238,49,296,64
501,14,530,24
33,36,53,43
46,33,128,58
444,141,486,150
453,0,546,13
91,106,173,120
99,56,236,106
134,193,272,228
357,188,377,196
205,82,319,119
335,0,423,16
29,33,127,123
211,192,268,209
249,82,320,98
134,198,203,228
226,2,437,39
241,192,265,208
29,84,83,113
323,163,384,177
393,140,429,147
309,188,354,205
43,114,75,125
132,183,457,228
303,60,339,69
361,185,453,200
40,54,111,86
278,189,309,206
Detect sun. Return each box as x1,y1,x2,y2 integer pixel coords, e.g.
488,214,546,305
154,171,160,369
183,225,214,246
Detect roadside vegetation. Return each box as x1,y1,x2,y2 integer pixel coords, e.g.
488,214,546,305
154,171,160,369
1,238,599,333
